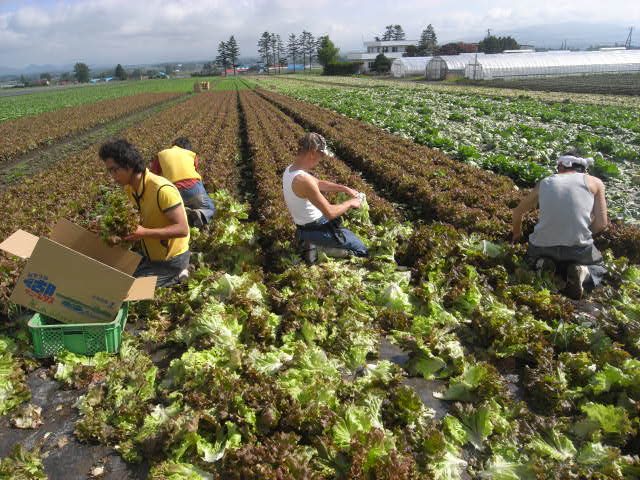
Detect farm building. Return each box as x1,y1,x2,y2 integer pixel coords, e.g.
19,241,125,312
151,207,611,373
347,39,419,73
390,57,432,78
425,53,485,80
464,49,640,80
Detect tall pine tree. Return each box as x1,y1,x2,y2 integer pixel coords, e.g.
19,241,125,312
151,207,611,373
300,30,312,70
114,64,127,80
382,25,395,41
270,33,278,73
417,24,438,55
216,41,228,75
276,35,285,74
287,34,299,72
226,36,240,75
257,32,272,73
393,25,406,41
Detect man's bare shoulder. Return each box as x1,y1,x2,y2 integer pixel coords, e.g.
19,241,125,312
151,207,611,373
585,174,605,193
292,172,318,187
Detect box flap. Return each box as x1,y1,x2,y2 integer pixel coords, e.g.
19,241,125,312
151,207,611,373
50,219,142,275
0,230,39,259
125,276,157,301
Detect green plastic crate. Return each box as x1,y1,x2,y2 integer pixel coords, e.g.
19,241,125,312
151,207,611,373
28,303,128,358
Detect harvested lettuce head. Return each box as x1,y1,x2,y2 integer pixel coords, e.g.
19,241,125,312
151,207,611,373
98,189,140,247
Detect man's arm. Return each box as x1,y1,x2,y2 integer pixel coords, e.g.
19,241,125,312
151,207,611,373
511,183,540,241
590,178,608,234
316,179,358,198
150,156,162,175
194,155,199,173
293,175,360,220
124,206,189,241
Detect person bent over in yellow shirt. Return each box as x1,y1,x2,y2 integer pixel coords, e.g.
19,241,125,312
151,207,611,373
99,139,191,287
151,137,215,228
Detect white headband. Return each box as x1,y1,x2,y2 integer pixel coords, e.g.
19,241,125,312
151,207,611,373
557,155,594,168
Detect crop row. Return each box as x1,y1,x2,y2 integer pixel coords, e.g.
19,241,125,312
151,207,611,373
237,89,295,258
0,92,182,165
464,73,640,97
196,91,243,199
256,88,640,264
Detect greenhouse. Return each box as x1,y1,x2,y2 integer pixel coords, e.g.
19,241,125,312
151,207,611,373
425,53,484,81
464,49,640,80
390,57,432,78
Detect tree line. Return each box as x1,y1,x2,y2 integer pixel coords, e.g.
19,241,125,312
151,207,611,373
257,31,324,73
399,24,519,57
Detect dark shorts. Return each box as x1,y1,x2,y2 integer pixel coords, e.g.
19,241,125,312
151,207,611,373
527,243,605,287
179,181,215,228
134,250,191,288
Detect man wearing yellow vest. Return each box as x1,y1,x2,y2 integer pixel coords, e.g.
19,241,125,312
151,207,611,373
99,139,191,287
150,137,215,228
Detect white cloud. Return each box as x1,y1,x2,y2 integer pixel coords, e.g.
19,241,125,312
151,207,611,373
8,6,51,31
0,0,638,68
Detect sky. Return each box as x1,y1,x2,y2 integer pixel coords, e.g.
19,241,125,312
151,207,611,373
0,0,638,68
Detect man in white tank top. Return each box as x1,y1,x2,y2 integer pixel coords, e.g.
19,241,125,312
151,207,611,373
512,153,609,300
283,133,368,264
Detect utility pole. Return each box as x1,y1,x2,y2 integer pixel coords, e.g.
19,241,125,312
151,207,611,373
625,27,634,49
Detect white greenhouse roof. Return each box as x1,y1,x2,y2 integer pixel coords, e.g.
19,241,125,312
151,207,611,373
465,50,640,80
391,57,432,77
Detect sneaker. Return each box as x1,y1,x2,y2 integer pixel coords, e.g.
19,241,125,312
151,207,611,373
177,268,190,283
318,247,352,258
185,208,203,228
298,240,318,265
566,264,589,300
535,257,556,275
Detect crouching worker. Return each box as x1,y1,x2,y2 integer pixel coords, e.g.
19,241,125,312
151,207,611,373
99,139,191,287
512,153,608,300
151,137,215,228
283,132,368,264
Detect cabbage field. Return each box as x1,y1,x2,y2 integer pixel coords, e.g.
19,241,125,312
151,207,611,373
1,78,640,479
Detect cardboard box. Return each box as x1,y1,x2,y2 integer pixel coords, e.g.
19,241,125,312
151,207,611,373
0,219,156,324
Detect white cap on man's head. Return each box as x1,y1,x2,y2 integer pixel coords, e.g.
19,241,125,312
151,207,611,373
557,155,594,169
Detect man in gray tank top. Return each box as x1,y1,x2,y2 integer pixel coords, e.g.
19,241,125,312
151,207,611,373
512,153,609,300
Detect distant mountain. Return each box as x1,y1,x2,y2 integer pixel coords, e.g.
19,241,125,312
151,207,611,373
474,22,634,50
0,63,74,76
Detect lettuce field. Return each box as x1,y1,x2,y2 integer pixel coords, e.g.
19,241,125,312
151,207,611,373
1,77,640,479
254,76,640,224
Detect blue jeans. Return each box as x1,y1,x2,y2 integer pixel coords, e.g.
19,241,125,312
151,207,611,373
179,181,215,228
296,217,368,256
